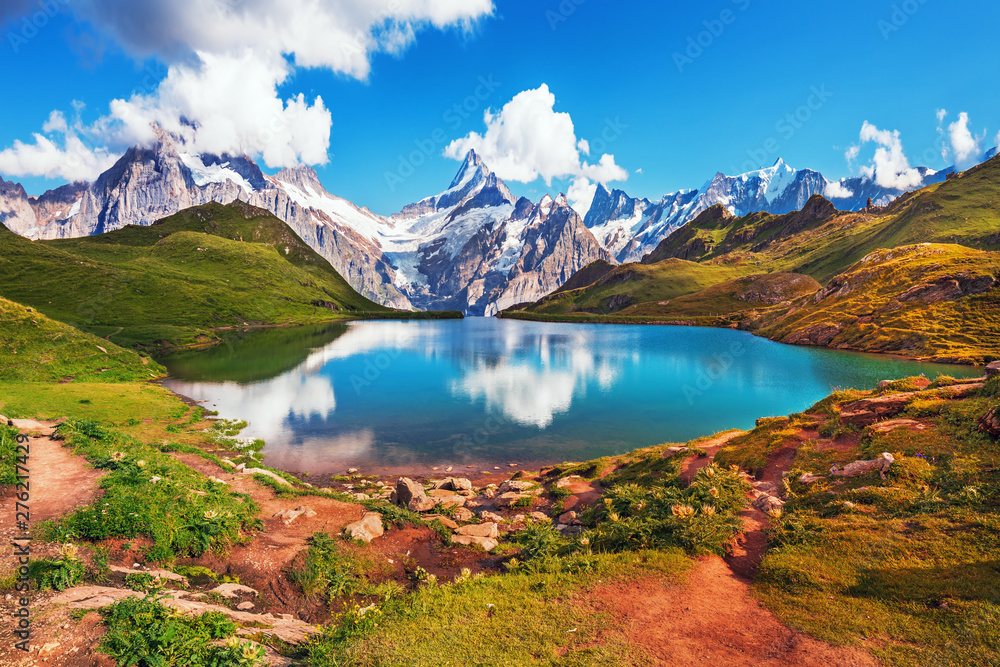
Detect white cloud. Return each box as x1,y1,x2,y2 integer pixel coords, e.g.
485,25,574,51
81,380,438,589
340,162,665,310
947,112,982,169
443,84,628,187
567,177,597,217
854,121,924,190
824,181,854,199
0,0,495,181
844,144,860,167
936,108,948,123
635,167,643,174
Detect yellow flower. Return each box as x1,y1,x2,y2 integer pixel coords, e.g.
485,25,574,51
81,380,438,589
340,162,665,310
704,466,716,478
671,504,695,518
708,487,720,498
59,543,79,560
111,451,125,461
203,510,219,520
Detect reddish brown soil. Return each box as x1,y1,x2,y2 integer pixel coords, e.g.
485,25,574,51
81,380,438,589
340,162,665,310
576,560,877,667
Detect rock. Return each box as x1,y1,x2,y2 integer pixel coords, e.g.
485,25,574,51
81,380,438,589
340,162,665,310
479,511,505,523
978,406,1000,438
237,601,255,611
432,494,467,509
753,481,778,493
495,492,530,508
210,583,259,599
867,418,926,434
442,477,473,492
558,511,579,525
109,565,187,585
498,480,536,494
752,495,785,513
456,522,499,539
423,514,459,530
529,512,551,523
347,468,359,474
510,514,526,524
451,535,499,551
395,478,425,507
428,488,459,498
839,394,915,427
663,446,689,457
797,473,823,485
273,506,317,525
831,453,895,480
243,468,292,487
481,487,497,499
554,475,581,489
344,513,385,543
38,642,60,656
877,380,892,391
986,361,1000,379
452,507,474,522
408,496,438,512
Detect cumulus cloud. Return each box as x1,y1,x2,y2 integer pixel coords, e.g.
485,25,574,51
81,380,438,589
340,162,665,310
0,0,495,181
0,106,119,182
947,112,983,169
852,121,924,190
443,84,628,187
936,108,947,123
824,181,854,199
567,177,597,217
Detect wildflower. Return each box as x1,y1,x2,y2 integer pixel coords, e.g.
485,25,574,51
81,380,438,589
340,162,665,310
136,459,146,468
460,567,472,579
607,511,620,522
111,452,125,461
701,506,716,516
767,508,783,519
203,510,218,520
704,466,716,478
579,536,590,546
671,504,695,518
708,487,720,498
59,543,79,560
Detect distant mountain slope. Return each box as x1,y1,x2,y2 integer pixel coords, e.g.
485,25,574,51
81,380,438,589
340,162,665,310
505,156,1000,363
0,296,164,382
0,200,402,351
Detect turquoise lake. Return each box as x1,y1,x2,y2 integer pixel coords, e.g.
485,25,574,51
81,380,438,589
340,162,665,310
159,318,982,474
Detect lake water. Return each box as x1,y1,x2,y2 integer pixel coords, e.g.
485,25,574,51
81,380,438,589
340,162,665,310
159,318,981,474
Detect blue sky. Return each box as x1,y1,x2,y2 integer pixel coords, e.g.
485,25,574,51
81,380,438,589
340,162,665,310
1,0,998,215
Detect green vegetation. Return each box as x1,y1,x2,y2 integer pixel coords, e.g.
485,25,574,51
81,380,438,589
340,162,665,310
99,594,265,666
289,532,387,605
0,201,455,352
0,423,19,486
0,296,163,382
29,543,86,591
730,377,1000,666
48,419,260,563
303,550,689,667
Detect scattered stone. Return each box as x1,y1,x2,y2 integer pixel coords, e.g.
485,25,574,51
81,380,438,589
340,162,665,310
558,511,579,525
219,459,236,468
508,463,518,467
797,473,824,485
237,601,255,611
842,501,856,509
347,468,359,474
395,477,436,512
510,514,526,524
831,452,895,480
753,481,778,494
868,419,926,434
344,512,385,543
452,507,474,522
839,395,914,427
109,565,187,585
479,511,505,523
481,488,497,500
441,477,473,492
529,512,551,523
446,466,454,472
456,522,499,539
986,361,1000,379
877,380,892,391
210,583,259,599
451,535,499,551
38,642,60,656
423,514,459,530
663,446,689,457
495,492,530,508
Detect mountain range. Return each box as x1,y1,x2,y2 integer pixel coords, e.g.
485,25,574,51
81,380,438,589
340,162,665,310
1,130,991,314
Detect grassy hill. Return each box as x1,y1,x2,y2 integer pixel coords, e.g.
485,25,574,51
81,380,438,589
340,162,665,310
0,200,452,351
0,296,164,382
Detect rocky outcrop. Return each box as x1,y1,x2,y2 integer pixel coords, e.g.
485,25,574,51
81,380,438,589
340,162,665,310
979,406,1000,438
831,453,895,480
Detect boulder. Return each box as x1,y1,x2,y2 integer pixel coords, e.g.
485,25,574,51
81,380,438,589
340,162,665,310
479,511,505,523
831,453,895,480
395,478,425,507
273,506,317,525
452,507,474,522
986,361,1000,379
442,477,473,492
451,535,499,551
408,496,438,512
839,394,914,427
978,406,1000,438
432,494,467,509
558,511,579,525
554,475,581,489
481,486,497,499
797,473,823,485
495,492,530,508
456,522,499,539
236,601,254,611
210,583,259,599
344,513,385,543
529,512,551,523
243,468,292,487
498,480,536,494
752,495,785,513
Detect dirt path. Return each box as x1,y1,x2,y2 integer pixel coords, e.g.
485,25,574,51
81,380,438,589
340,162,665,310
578,559,876,666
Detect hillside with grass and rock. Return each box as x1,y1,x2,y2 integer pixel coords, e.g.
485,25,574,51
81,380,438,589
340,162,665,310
504,156,1000,365
0,200,457,353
